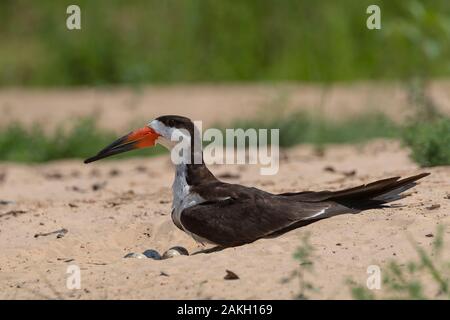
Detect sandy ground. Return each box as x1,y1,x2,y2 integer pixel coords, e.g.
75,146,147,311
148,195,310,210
0,84,449,299
0,139,448,299
1,81,450,131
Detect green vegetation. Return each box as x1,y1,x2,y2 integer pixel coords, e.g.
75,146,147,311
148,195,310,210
403,118,450,167
349,226,450,300
1,0,449,86
282,233,319,299
228,110,450,166
0,118,165,163
0,112,448,165
229,112,399,147
287,227,450,300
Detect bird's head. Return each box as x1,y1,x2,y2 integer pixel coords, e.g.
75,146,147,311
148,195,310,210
84,115,197,164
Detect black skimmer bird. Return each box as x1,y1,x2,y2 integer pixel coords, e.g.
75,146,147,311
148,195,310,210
84,115,429,248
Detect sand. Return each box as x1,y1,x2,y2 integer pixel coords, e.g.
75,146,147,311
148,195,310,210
0,84,449,299
1,81,450,132
0,139,448,299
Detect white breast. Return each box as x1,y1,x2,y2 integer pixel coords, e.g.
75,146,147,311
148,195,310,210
171,164,203,218
171,165,214,244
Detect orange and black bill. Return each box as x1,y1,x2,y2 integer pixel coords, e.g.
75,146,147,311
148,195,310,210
84,127,159,163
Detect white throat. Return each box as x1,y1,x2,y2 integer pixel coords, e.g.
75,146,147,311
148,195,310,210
149,119,208,241
172,163,191,211
170,163,206,237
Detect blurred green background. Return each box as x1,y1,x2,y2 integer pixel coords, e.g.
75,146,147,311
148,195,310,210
1,0,449,86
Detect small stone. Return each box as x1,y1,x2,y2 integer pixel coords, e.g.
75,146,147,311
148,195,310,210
342,170,356,177
161,246,189,259
70,170,80,178
426,204,440,210
68,186,86,193
123,252,147,259
92,182,107,191
44,172,63,180
55,229,68,239
135,166,147,172
109,169,120,177
0,210,27,218
90,169,101,177
142,249,162,260
224,270,239,280
34,228,67,239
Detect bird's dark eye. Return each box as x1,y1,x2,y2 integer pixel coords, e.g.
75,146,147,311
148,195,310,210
170,119,181,127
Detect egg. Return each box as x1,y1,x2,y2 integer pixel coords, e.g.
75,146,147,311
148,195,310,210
162,246,189,259
142,249,162,260
123,252,147,259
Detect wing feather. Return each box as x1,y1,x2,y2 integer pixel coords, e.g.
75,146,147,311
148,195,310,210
180,192,332,247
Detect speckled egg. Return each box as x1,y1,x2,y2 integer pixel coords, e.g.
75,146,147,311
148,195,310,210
142,249,162,260
123,252,147,259
162,246,189,259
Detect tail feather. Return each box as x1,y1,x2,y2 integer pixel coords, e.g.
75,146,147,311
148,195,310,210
372,183,417,202
328,173,430,209
267,173,430,239
280,173,430,209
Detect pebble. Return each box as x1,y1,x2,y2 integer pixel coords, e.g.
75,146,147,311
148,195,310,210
92,182,107,191
224,270,239,280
